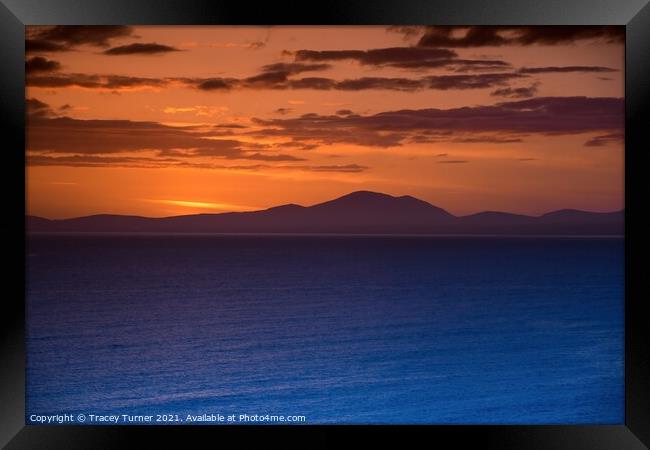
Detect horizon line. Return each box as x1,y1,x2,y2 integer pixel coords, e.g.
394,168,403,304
26,190,624,221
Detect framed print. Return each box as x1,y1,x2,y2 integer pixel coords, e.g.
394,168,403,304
1,0,648,448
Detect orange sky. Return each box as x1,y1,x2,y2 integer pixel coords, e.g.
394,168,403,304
25,26,624,219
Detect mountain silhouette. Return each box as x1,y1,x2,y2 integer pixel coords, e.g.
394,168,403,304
26,191,623,235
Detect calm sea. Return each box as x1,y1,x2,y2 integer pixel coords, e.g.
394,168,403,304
26,235,624,424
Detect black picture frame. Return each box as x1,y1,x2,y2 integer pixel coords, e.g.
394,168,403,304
1,1,648,448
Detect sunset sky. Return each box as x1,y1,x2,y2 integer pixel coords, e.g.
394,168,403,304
25,26,624,219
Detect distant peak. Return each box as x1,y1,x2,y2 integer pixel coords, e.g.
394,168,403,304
333,191,432,203
337,190,394,199
308,190,453,219
266,203,305,211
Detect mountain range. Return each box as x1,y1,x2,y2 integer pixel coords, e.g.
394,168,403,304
26,191,624,235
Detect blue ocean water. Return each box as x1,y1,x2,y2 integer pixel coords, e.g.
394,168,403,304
26,235,624,424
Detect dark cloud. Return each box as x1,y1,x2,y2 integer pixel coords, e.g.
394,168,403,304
367,97,622,134
294,47,456,65
437,160,469,164
418,26,624,47
28,65,525,93
584,132,624,147
250,117,406,148
27,98,50,110
519,66,617,74
335,77,425,91
34,25,133,46
26,56,61,74
26,39,68,53
31,57,615,96
491,83,539,98
513,26,624,45
29,93,621,157
424,73,525,90
26,26,134,52
243,63,331,88
391,58,511,72
213,62,330,90
27,115,234,155
292,46,513,73
419,27,506,47
244,71,290,86
252,96,623,148
275,108,294,115
191,74,427,92
336,109,354,116
23,101,373,170
26,98,52,117
451,60,512,72
517,158,539,161
103,43,181,55
83,75,167,90
194,78,237,91
260,62,330,75
27,73,169,90
239,73,525,92
25,105,312,168
286,77,336,90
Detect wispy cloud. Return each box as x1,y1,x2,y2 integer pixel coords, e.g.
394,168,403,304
583,132,624,147
26,56,61,74
518,66,617,74
26,26,134,53
28,70,529,93
25,100,376,173
293,46,511,72
251,96,623,148
103,43,182,55
416,26,623,48
491,82,540,99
